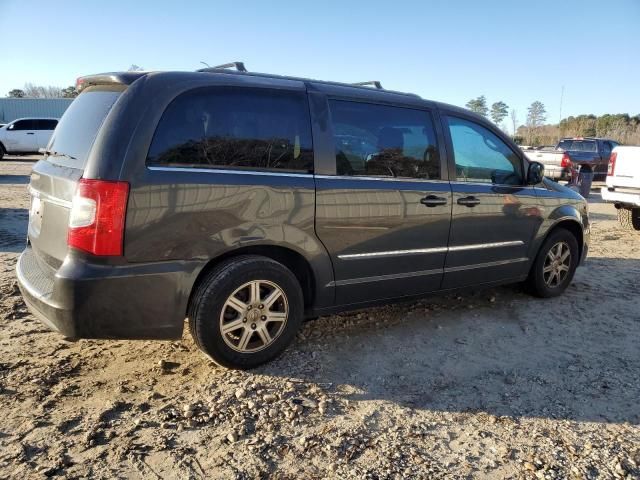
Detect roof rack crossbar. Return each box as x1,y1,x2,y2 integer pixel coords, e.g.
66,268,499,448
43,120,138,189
212,61,247,72
352,80,383,89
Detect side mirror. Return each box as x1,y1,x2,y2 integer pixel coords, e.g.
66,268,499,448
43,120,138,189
7,124,14,130
527,161,545,184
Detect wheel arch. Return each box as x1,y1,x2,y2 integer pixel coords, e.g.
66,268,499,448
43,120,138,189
532,216,585,267
186,245,320,317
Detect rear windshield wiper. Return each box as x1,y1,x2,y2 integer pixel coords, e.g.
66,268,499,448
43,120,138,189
39,148,77,161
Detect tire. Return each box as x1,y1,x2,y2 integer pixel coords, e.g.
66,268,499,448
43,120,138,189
0,144,5,161
618,208,640,231
188,255,304,369
526,228,579,298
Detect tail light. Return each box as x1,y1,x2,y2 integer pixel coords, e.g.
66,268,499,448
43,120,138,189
68,179,129,256
560,152,572,168
607,151,617,176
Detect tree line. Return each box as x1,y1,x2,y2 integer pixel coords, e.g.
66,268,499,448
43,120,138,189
7,83,78,99
466,95,640,146
5,65,144,100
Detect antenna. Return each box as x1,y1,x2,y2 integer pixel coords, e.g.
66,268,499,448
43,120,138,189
200,61,211,68
558,85,565,141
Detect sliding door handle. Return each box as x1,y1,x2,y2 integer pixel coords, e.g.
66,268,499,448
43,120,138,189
420,195,448,207
457,196,481,207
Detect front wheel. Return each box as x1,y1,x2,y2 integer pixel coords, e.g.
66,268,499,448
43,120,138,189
188,255,304,369
0,144,5,160
526,229,579,298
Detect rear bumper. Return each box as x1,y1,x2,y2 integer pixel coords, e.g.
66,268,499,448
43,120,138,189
16,246,200,340
601,187,640,208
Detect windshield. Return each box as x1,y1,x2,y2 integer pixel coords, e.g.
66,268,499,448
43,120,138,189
46,87,123,169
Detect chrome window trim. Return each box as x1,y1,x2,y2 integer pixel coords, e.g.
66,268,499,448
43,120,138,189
448,180,531,188
27,186,73,209
315,174,448,184
147,165,314,178
338,240,524,260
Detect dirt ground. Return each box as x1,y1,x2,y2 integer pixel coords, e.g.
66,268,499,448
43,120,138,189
1,157,639,479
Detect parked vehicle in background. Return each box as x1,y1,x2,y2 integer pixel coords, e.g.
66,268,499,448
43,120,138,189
16,65,590,369
557,137,618,180
523,146,571,181
0,118,58,159
601,146,640,230
523,137,619,182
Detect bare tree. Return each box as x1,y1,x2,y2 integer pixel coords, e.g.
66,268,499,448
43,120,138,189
510,109,518,138
23,82,64,98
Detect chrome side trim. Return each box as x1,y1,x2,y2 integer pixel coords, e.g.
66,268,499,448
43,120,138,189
338,247,448,260
330,268,443,287
147,165,313,178
338,240,524,260
444,257,528,273
448,240,524,252
28,186,73,209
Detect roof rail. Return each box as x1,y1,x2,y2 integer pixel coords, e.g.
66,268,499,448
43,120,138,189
197,61,247,73
352,80,383,89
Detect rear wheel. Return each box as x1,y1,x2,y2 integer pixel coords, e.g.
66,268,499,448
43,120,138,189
188,255,304,369
527,228,579,298
0,144,5,160
617,208,640,231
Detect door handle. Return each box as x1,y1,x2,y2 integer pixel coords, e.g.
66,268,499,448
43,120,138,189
457,196,481,207
26,132,35,135
420,195,448,207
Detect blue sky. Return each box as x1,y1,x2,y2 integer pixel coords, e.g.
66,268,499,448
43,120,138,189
1,0,638,127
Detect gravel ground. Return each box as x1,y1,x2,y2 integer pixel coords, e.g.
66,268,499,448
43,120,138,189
1,158,639,479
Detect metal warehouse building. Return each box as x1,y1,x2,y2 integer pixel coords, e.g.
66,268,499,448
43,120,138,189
0,98,74,123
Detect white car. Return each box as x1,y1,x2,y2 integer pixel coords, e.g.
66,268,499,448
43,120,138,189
601,146,640,230
0,117,58,159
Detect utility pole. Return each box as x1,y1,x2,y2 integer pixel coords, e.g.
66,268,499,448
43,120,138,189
558,85,564,141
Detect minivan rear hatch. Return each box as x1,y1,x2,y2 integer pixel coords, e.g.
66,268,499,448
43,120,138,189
28,86,124,267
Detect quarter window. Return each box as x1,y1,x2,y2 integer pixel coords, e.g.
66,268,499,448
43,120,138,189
36,119,58,130
446,116,522,185
147,88,313,173
328,100,440,179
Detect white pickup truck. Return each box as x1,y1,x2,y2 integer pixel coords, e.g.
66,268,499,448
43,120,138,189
522,146,569,181
601,146,640,230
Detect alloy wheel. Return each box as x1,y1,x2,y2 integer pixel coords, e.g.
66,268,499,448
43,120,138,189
543,241,571,288
219,280,288,353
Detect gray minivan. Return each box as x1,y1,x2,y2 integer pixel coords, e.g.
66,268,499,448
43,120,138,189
17,64,590,368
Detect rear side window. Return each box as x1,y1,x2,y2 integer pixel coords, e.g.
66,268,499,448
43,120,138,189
147,87,314,173
46,87,123,168
36,119,58,130
558,139,597,152
328,100,440,179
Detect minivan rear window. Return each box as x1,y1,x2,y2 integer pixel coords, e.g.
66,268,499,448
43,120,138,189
45,87,123,169
147,87,313,173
